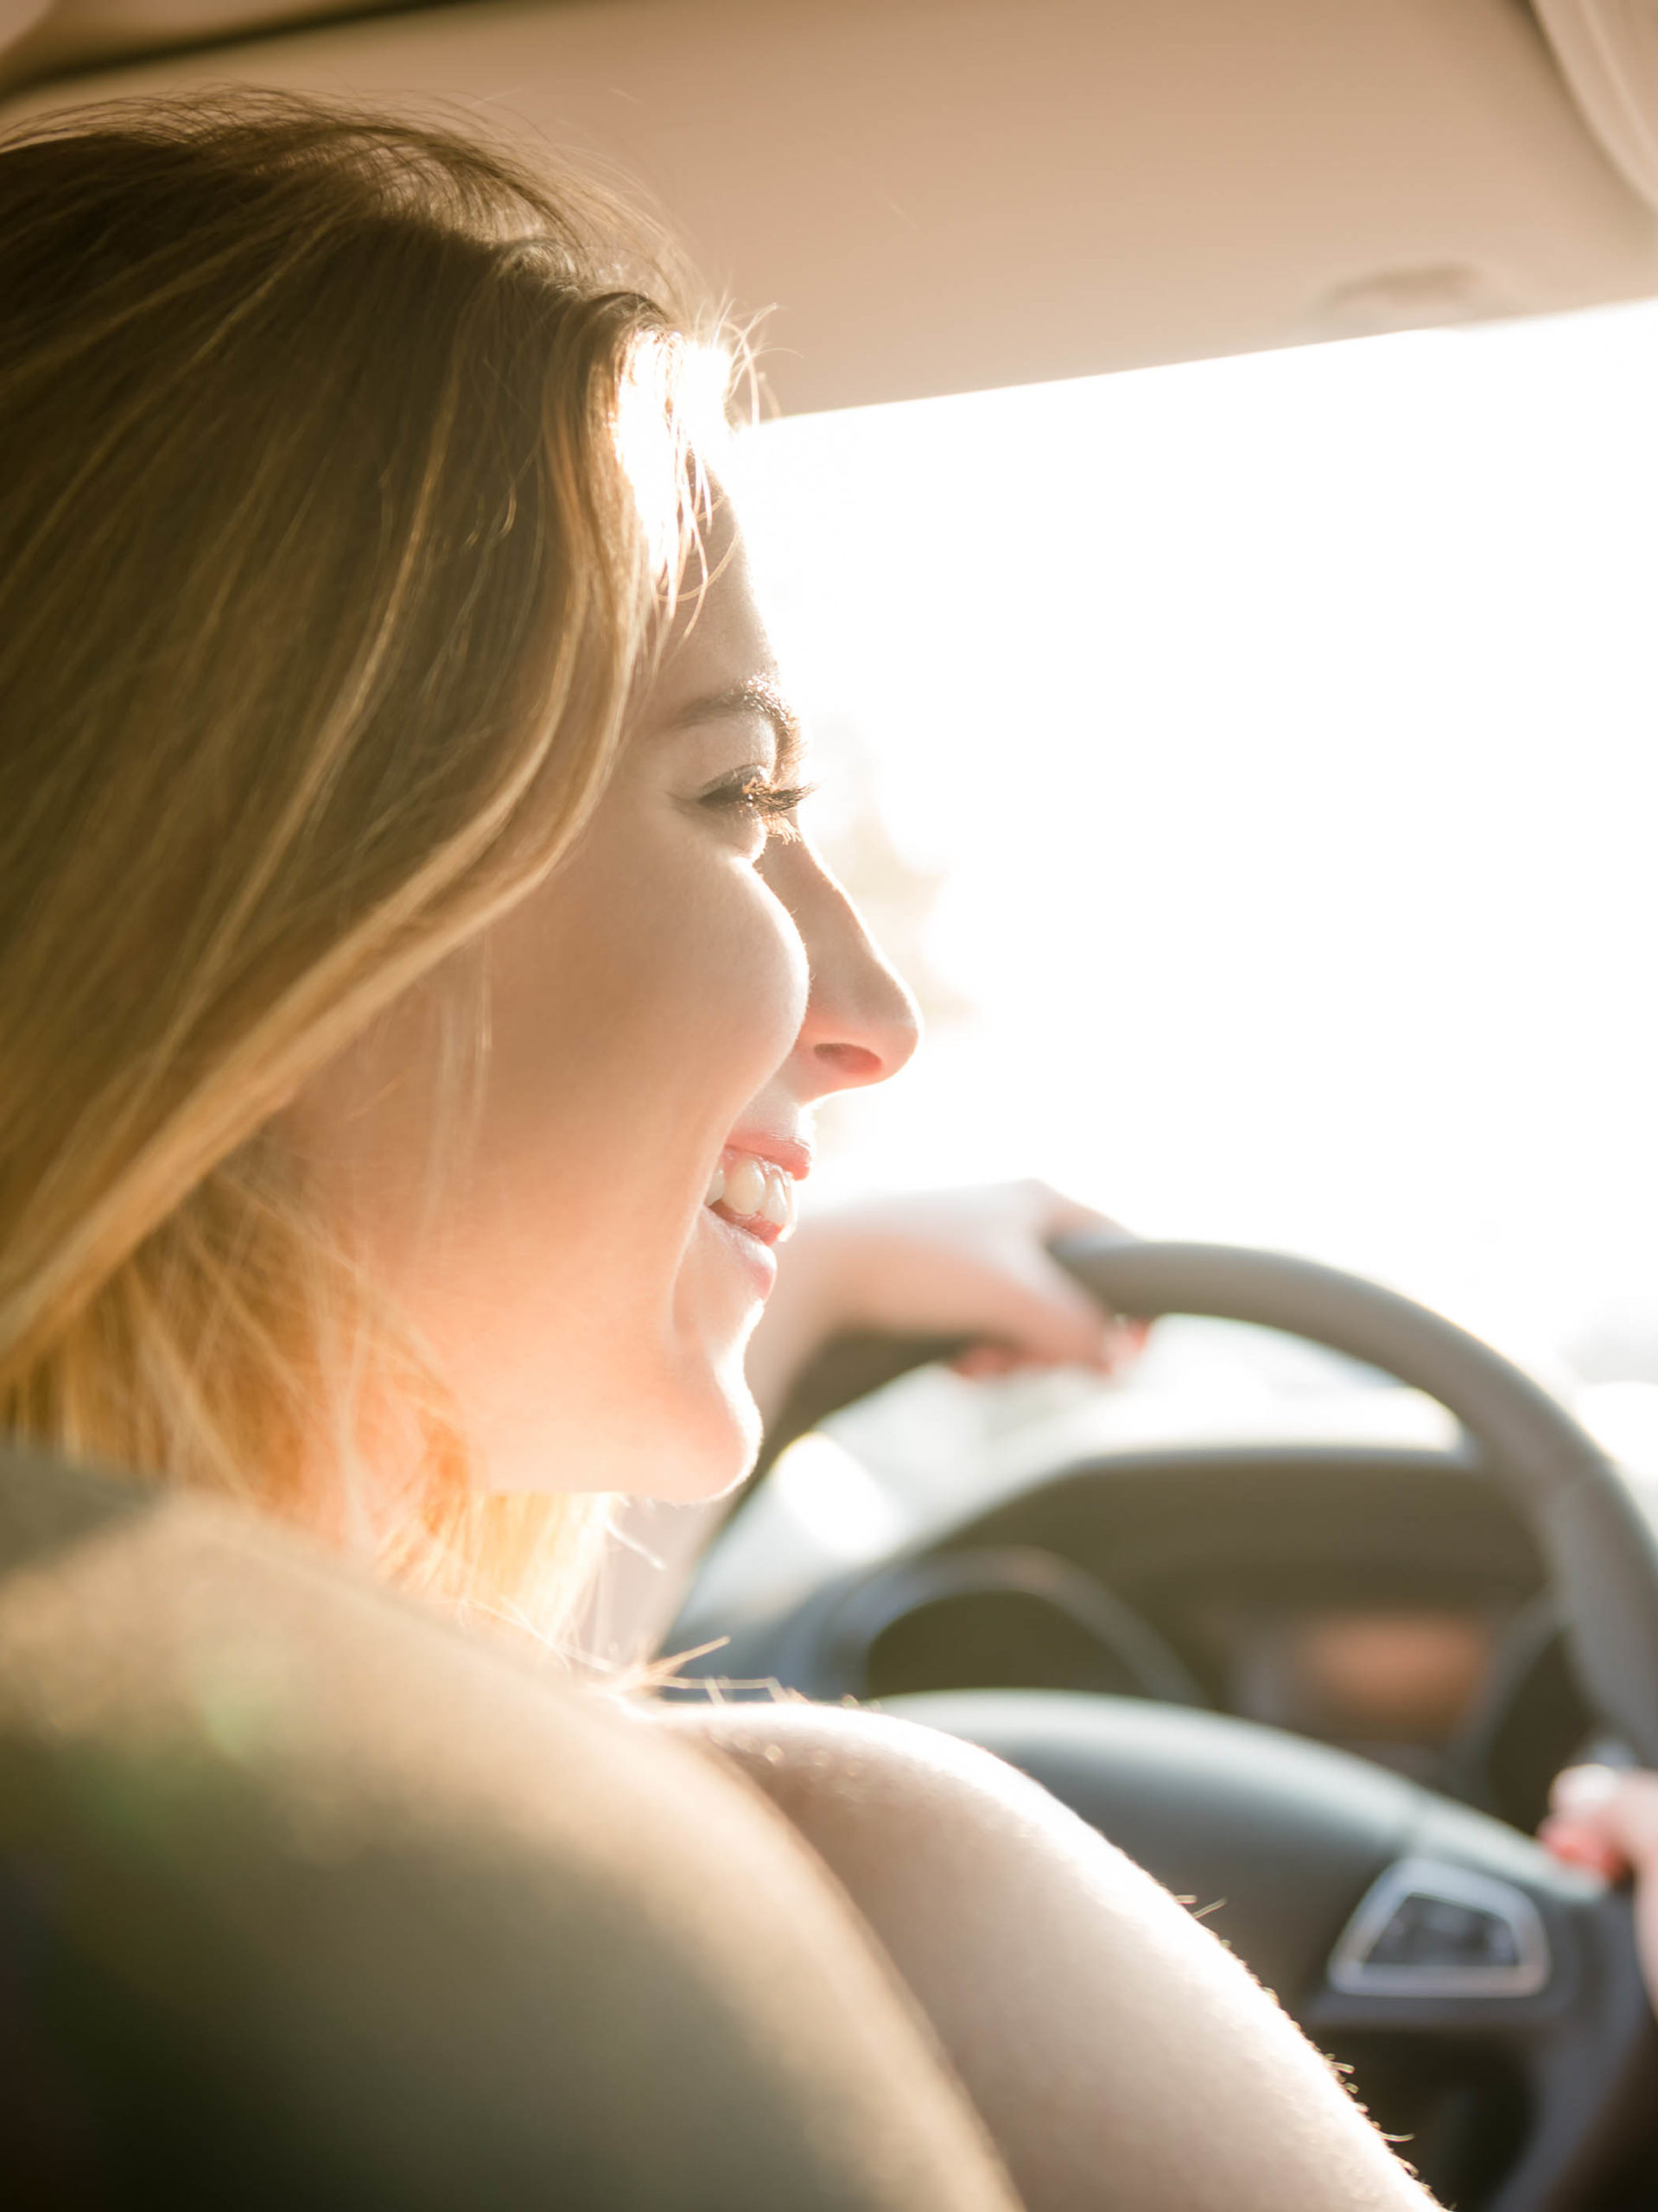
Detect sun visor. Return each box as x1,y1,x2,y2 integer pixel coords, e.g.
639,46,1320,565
8,0,1658,412
0,0,52,55
1534,0,1658,209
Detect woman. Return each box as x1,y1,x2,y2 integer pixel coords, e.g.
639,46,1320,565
0,92,1445,2208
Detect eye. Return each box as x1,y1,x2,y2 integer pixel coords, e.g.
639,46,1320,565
700,768,816,845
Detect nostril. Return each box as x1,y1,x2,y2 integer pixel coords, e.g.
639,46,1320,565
813,1040,886,1083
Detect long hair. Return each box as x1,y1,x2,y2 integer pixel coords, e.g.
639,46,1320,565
0,92,727,1647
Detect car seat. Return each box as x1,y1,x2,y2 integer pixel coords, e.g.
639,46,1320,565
0,1442,1018,2209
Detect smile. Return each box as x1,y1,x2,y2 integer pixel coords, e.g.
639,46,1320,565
704,1150,798,1245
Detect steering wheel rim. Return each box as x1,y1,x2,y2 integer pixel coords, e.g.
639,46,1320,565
1051,1233,1658,1769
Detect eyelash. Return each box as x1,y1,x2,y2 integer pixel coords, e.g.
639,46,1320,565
705,771,816,842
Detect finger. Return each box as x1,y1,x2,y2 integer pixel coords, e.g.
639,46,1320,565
1549,1764,1624,1816
1016,1178,1129,1241
1537,1815,1627,1880
1542,1768,1658,1870
951,1342,1024,1379
1018,1189,1148,1357
996,1247,1140,1367
1095,1317,1152,1372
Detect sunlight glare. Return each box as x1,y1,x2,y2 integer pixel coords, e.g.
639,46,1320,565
729,302,1658,1382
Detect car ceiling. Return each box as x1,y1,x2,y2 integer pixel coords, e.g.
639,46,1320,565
3,0,1658,414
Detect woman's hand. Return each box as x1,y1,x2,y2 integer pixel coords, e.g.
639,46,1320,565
1540,1766,1658,2014
746,1179,1145,1427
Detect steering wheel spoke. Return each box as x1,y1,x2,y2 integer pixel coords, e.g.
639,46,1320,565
1307,1876,1655,2212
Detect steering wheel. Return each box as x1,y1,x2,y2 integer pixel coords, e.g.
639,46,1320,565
721,1238,1658,2212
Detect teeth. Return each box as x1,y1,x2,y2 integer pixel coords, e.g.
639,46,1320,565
721,1154,768,1218
705,1150,799,1237
759,1167,794,1235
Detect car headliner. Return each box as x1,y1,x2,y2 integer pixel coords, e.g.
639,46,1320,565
3,0,1658,415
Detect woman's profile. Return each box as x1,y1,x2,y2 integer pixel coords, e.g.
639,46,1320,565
0,90,1481,2208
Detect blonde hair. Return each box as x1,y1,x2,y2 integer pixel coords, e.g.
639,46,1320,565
0,92,727,1646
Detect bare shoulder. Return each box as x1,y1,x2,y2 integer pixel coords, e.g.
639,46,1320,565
655,1696,1437,2212
654,1695,1161,1916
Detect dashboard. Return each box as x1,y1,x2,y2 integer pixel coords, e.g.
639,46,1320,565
694,1444,1596,1834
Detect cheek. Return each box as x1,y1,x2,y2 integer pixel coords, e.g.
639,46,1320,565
290,812,809,1501
483,834,807,1179
447,837,805,1493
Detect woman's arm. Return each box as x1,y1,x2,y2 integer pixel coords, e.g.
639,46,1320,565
657,1699,1438,2212
746,1179,1141,1427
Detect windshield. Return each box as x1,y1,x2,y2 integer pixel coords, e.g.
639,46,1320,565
727,301,1658,1499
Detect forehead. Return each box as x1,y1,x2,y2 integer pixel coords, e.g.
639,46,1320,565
642,504,782,734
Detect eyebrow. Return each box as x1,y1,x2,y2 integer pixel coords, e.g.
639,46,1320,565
664,676,805,781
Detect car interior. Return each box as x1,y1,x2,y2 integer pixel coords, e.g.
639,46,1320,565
5,4,1658,2209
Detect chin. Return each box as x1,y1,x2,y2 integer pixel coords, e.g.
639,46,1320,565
641,1233,768,1499
633,1351,762,1503
467,1337,759,1501
474,1254,765,1499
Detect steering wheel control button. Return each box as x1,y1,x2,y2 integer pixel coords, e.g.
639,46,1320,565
1328,1856,1550,1999
1366,1894,1520,1970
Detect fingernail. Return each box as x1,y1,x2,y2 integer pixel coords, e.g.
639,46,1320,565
1551,1764,1623,1813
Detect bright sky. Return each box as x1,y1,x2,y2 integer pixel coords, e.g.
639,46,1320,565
728,301,1658,1389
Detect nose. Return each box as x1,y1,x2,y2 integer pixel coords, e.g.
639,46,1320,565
761,837,920,1098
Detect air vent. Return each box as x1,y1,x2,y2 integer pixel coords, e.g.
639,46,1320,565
1534,0,1658,210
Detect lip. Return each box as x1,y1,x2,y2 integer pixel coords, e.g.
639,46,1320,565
705,1207,780,1300
700,1124,809,1299
721,1127,814,1183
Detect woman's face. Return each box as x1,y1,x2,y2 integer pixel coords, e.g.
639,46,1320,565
291,511,918,1502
